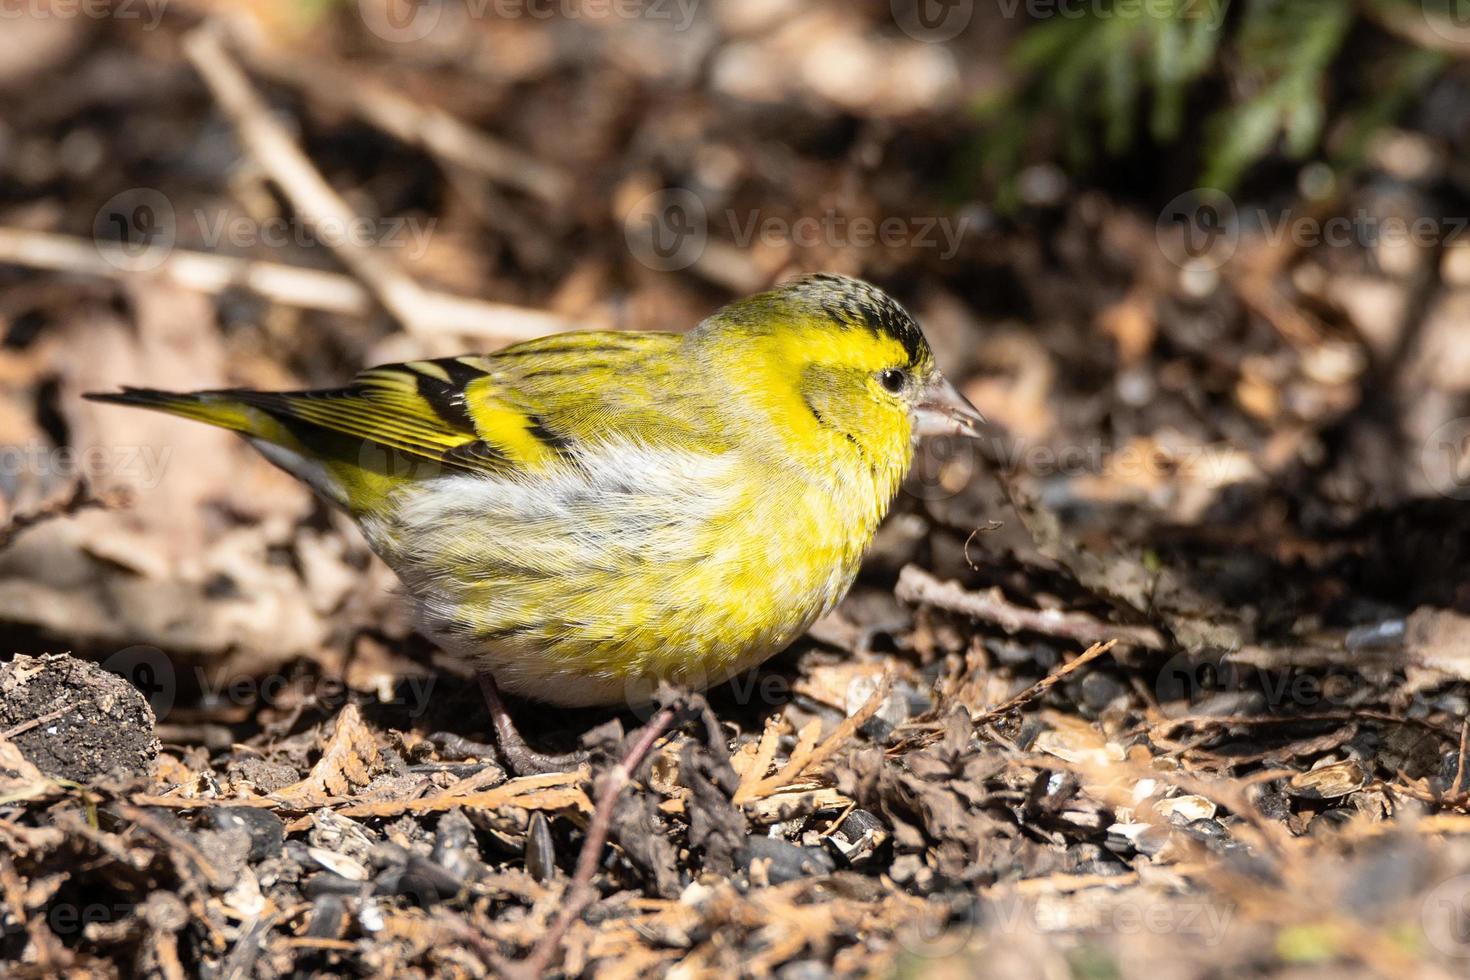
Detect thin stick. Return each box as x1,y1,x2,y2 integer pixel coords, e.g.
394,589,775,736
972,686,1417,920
733,674,891,804
0,227,586,341
230,22,770,294
971,639,1118,725
897,565,1165,650
182,25,581,342
1452,719,1469,800
230,33,571,205
513,707,676,980
0,705,71,741
1147,709,1464,751
0,482,114,552
183,25,433,333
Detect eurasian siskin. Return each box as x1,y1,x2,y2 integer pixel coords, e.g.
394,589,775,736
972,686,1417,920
88,274,983,708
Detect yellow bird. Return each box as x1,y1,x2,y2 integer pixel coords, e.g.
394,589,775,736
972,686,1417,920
88,274,981,739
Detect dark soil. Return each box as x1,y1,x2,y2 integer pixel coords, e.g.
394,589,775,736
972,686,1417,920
0,653,159,782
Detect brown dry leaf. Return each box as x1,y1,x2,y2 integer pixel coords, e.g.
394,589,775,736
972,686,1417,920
734,674,891,804
967,330,1056,441
730,716,785,789
334,771,592,819
272,703,380,805
1405,606,1470,681
743,787,853,824
1097,287,1157,365
0,287,367,673
1287,761,1371,801
151,754,196,789
791,662,890,712
0,738,48,803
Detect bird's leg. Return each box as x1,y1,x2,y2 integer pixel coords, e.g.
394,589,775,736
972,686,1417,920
430,674,593,775
477,672,590,776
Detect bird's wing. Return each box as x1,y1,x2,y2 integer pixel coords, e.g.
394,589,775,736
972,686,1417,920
249,332,699,472
87,331,720,511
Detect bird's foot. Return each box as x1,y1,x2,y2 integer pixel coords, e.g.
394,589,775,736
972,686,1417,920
477,673,590,776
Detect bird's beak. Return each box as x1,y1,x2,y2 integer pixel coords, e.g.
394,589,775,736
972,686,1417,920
913,374,985,439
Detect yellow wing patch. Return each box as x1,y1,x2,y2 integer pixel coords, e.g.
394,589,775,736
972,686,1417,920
89,332,697,490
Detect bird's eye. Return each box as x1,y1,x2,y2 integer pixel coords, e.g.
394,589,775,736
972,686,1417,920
879,368,907,394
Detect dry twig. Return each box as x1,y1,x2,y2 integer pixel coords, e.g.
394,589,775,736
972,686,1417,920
971,640,1119,725
897,565,1165,650
0,227,584,341
513,707,676,980
0,706,72,742
180,25,589,341
733,675,892,804
0,482,114,553
183,25,431,332
229,31,571,205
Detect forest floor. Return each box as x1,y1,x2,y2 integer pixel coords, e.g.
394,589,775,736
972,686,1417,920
5,5,1470,978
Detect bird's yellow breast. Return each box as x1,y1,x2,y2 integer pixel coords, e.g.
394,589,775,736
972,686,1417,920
373,422,907,707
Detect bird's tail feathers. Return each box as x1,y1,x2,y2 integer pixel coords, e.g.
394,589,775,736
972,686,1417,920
83,388,266,437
